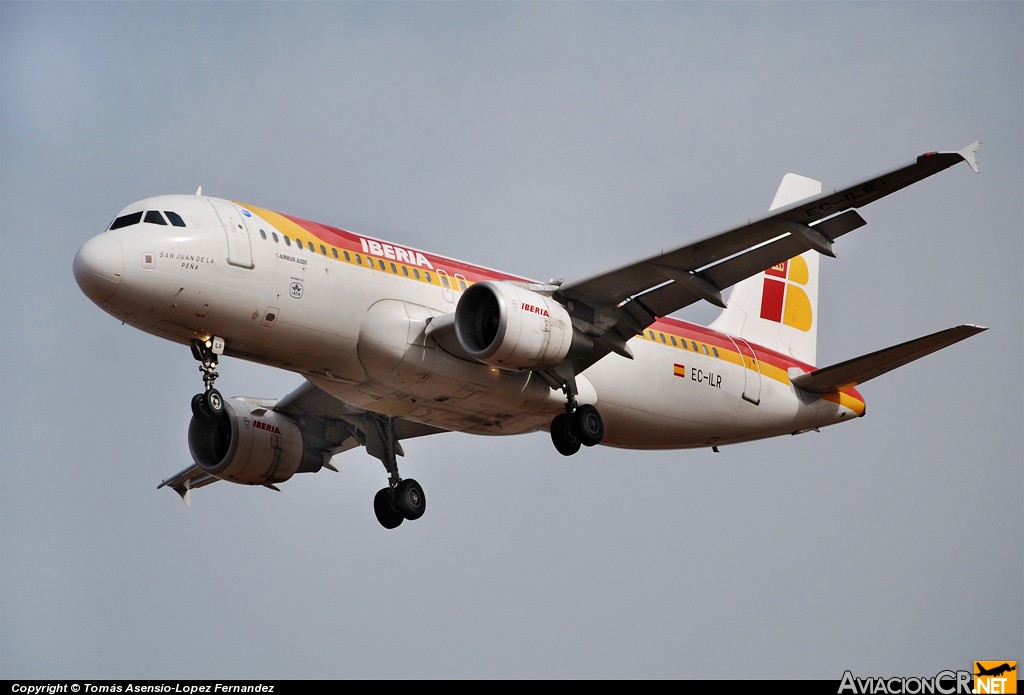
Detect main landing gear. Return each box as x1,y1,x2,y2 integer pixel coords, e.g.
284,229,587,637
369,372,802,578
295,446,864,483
549,381,605,457
365,414,426,530
189,337,225,422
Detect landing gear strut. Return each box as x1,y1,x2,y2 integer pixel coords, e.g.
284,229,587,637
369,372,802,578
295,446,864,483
549,379,604,456
189,337,225,421
364,414,426,529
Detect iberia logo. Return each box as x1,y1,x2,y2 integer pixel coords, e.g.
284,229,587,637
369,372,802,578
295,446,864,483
760,256,812,331
974,661,1017,694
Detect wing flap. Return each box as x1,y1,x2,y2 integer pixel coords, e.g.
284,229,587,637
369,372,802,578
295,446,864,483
556,143,979,321
618,209,867,329
157,465,220,507
791,324,987,394
158,465,219,492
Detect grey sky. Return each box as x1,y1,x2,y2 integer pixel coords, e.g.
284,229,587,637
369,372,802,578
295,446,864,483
2,1,1021,680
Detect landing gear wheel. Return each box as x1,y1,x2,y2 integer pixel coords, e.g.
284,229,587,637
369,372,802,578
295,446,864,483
551,412,582,456
573,404,604,447
203,388,224,420
191,393,209,420
394,478,426,520
374,488,404,529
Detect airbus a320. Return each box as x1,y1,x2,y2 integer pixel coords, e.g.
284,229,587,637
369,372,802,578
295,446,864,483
73,142,985,528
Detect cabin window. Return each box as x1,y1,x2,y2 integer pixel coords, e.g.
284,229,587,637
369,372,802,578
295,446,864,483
456,275,468,291
331,247,338,259
691,341,698,351
307,241,315,252
414,269,421,280
702,344,709,355
284,236,291,247
712,347,719,358
648,330,656,341
272,232,279,243
441,275,451,289
164,211,186,227
110,212,143,229
670,336,677,346
355,254,362,265
389,262,397,273
402,266,409,277
659,333,667,344
144,210,167,225
377,260,386,271
343,250,350,261
424,272,432,283
259,229,267,240
320,244,327,255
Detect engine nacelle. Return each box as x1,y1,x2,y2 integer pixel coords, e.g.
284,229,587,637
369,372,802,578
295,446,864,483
454,281,590,369
188,399,322,486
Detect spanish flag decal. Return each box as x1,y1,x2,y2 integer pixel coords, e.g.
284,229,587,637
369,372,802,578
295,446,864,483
673,363,686,378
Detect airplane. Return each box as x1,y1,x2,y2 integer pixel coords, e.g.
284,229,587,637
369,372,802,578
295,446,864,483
976,663,1017,678
73,142,985,529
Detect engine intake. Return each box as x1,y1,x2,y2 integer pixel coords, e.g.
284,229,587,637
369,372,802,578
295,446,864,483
454,281,590,369
188,399,323,486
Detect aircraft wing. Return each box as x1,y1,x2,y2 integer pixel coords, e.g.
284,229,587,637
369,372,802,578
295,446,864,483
554,142,980,360
158,380,449,505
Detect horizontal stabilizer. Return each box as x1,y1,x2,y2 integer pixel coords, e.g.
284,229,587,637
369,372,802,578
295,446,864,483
791,324,987,394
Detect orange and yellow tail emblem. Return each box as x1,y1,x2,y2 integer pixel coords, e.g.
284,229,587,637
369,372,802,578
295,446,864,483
760,257,813,331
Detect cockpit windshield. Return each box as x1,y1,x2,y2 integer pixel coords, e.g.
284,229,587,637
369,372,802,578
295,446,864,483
109,210,186,230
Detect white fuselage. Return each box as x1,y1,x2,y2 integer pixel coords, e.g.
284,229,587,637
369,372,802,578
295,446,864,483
74,194,862,451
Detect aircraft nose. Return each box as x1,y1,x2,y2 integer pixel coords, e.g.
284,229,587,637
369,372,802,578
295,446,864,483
73,234,124,303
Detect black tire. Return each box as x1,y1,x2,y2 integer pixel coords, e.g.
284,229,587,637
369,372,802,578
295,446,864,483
550,412,582,456
374,488,404,529
573,404,604,447
203,388,224,420
191,393,209,420
394,478,426,521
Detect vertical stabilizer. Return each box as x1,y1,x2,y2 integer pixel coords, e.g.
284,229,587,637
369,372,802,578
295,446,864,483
709,174,823,366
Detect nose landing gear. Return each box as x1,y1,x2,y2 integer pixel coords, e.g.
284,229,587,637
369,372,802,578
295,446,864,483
190,337,225,421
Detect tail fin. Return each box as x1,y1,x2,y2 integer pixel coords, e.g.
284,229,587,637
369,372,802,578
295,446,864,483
709,174,823,366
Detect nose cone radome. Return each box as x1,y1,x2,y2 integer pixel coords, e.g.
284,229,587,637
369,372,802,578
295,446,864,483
73,234,123,303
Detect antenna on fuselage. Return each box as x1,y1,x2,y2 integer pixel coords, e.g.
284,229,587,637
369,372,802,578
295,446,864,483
195,186,203,196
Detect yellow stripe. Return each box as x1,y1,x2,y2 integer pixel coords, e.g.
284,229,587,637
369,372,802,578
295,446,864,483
235,202,450,288
643,327,865,412
825,391,866,415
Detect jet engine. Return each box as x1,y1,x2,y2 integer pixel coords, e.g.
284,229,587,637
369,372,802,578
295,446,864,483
454,281,591,369
188,399,324,486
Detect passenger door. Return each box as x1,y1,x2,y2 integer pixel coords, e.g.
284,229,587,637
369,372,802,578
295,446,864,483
208,199,254,269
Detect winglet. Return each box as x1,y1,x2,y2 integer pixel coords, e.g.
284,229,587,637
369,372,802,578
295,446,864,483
958,140,981,174
177,479,193,508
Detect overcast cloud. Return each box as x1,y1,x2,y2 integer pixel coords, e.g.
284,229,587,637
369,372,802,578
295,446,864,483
1,1,1021,680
